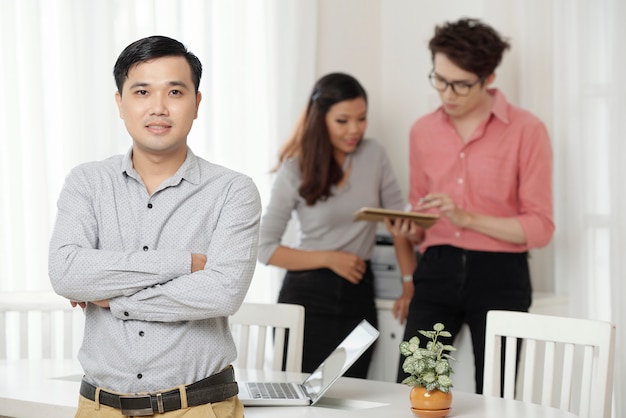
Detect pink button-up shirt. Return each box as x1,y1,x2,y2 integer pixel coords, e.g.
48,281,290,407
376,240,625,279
409,89,554,253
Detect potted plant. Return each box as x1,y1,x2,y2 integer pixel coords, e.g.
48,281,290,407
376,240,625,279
399,322,456,418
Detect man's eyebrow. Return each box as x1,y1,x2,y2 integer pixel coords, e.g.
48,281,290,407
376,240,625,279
127,80,191,90
433,72,474,83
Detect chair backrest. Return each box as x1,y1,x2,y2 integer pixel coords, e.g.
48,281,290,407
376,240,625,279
483,310,616,418
229,302,304,372
0,291,84,360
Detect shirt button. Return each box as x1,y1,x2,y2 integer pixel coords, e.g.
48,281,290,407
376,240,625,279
455,231,461,238
457,178,464,184
143,246,149,251
124,311,129,316
147,203,153,209
137,373,143,379
460,152,465,158
139,331,145,337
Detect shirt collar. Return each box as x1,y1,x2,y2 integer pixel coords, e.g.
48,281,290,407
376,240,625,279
489,89,510,124
121,146,201,186
435,88,510,125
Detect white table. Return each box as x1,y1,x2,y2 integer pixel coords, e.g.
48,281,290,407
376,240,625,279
0,360,578,418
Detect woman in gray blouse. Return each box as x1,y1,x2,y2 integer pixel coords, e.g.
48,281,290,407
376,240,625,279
258,73,416,378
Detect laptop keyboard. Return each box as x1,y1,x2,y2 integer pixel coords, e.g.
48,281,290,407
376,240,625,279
247,382,300,399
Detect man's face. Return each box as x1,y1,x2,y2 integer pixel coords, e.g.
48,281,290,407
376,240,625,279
115,56,201,157
432,53,492,119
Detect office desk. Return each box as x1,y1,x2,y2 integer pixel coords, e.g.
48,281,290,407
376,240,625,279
0,360,578,418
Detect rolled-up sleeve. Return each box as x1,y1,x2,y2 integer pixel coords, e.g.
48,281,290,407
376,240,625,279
516,121,555,248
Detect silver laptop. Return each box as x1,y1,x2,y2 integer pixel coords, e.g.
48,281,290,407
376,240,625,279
237,319,379,406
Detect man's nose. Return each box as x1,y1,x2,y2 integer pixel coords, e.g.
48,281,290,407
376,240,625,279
150,93,168,115
442,84,458,99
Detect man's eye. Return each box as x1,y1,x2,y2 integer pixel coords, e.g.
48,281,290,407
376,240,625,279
170,90,182,95
453,82,471,89
135,90,148,95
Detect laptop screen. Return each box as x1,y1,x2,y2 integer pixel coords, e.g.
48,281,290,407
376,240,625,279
300,320,379,404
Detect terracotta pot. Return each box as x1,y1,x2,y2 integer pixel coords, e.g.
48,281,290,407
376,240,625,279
409,386,452,418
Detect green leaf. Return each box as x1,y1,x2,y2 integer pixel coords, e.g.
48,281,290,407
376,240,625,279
402,357,417,373
435,360,450,374
422,372,436,383
439,331,452,338
438,375,453,387
401,376,419,386
433,323,445,332
399,341,413,357
414,359,426,374
419,330,435,339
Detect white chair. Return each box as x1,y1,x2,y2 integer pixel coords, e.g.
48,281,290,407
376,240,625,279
0,291,84,360
483,310,616,418
230,302,304,372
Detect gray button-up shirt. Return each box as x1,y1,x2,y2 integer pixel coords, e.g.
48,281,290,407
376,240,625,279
49,147,261,393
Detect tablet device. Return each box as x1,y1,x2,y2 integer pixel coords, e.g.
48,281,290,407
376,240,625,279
353,207,439,229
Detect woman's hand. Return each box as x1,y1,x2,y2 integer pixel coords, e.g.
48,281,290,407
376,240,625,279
392,282,414,324
326,251,367,284
384,217,424,245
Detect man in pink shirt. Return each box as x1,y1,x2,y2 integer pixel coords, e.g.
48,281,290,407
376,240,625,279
389,18,554,393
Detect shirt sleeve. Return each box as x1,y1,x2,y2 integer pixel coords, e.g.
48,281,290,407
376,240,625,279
109,175,261,322
257,162,300,264
516,121,555,248
48,167,191,303
378,143,406,211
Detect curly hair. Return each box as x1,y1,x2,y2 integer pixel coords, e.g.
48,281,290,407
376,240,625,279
429,18,510,78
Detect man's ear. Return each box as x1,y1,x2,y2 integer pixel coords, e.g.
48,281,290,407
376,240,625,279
115,91,124,118
483,73,496,88
194,91,202,119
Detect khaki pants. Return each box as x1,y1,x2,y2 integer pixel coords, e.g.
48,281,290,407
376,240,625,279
75,394,244,418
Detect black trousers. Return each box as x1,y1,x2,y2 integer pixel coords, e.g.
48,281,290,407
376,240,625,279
278,262,378,378
398,245,531,393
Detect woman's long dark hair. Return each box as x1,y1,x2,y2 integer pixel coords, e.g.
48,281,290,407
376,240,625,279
276,73,367,205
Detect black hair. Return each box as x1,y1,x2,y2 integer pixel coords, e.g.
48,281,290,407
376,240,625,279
429,18,510,78
113,35,202,94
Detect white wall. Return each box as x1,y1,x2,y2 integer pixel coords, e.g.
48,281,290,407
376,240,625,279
316,0,556,292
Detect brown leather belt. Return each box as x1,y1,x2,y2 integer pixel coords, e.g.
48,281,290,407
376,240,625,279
79,365,239,416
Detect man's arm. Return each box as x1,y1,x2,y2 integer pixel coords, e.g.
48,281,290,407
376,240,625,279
48,167,190,303
107,175,261,322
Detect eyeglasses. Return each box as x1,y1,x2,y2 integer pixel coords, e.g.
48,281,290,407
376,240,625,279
428,72,484,96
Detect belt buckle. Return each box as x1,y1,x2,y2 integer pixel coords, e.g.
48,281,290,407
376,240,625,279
119,394,153,416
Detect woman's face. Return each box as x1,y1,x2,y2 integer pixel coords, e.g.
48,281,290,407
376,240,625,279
325,97,367,160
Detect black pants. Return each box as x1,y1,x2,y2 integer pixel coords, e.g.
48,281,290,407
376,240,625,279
398,245,531,393
278,262,378,378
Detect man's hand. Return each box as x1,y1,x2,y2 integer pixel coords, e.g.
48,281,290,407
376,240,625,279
326,251,367,284
191,253,207,273
69,300,109,308
415,193,472,228
91,299,110,308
